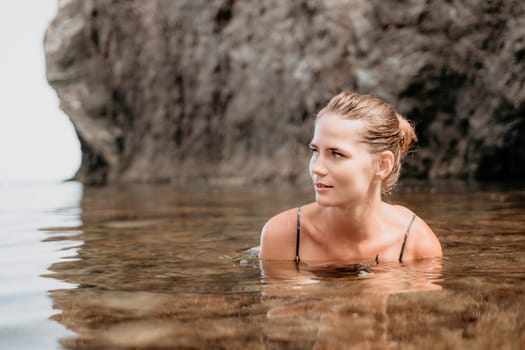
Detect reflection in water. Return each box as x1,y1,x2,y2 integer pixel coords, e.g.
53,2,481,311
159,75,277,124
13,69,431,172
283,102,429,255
260,257,442,292
39,182,525,349
0,182,81,350
260,259,442,348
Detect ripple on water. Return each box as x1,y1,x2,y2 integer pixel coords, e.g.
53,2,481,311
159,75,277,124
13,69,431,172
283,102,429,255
3,181,525,349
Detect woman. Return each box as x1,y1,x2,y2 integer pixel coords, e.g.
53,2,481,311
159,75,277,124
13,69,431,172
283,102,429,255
259,91,442,264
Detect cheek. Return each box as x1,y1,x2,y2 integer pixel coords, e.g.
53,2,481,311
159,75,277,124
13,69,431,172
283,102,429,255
327,162,350,183
336,159,374,183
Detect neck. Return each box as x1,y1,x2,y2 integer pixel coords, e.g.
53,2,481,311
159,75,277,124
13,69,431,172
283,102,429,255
321,196,386,242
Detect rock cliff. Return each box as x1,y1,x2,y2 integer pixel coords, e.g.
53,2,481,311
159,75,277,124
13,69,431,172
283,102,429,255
45,0,525,185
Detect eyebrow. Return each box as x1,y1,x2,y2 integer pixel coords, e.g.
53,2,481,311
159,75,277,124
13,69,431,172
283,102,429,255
309,143,344,152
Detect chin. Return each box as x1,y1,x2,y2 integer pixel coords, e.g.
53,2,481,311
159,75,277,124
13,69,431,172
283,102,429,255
315,192,362,208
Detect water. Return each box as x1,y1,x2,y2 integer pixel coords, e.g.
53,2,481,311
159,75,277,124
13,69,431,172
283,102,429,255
1,181,524,349
0,181,81,350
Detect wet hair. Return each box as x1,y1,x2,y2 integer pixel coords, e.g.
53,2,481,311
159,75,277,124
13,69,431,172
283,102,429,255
317,91,417,193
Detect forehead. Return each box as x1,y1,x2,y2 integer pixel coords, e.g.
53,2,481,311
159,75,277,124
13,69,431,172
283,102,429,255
311,113,368,145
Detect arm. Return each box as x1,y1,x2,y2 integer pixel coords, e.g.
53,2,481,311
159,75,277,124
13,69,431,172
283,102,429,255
407,217,443,260
259,208,297,261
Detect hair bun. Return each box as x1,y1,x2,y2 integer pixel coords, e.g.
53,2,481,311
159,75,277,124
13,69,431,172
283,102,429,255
396,113,417,156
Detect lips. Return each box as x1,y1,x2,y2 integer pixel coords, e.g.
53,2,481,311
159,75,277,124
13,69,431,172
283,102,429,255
315,182,333,189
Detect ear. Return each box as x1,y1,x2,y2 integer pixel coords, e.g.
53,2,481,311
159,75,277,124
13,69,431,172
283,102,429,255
376,151,395,179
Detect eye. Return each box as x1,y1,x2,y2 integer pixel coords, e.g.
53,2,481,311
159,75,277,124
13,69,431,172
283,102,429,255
309,145,318,153
332,151,344,159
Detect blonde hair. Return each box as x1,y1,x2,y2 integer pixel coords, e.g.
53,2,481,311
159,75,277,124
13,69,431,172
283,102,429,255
317,91,417,193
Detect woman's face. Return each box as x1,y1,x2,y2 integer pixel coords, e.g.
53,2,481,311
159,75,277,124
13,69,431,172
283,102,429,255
309,113,380,207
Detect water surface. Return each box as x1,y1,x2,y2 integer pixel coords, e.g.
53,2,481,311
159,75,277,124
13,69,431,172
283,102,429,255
1,181,525,349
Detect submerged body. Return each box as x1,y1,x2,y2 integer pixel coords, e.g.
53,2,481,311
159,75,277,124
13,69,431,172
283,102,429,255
260,92,442,263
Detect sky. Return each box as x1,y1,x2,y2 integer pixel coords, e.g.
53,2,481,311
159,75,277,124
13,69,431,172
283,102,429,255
0,0,81,183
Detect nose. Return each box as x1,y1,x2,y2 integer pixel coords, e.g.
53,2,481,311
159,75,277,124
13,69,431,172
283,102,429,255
309,154,328,177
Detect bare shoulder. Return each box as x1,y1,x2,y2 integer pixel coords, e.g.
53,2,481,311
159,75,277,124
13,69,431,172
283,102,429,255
392,205,443,261
259,207,299,260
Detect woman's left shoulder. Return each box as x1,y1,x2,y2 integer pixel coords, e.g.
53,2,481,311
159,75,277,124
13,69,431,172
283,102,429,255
391,205,443,260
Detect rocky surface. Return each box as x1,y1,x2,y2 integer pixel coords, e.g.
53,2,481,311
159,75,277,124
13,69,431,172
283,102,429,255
45,0,525,185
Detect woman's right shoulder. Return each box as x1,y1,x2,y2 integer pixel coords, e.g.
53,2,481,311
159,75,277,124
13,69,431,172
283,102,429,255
259,207,300,260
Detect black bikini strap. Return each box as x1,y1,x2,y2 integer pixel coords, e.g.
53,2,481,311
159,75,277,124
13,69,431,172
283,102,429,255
295,207,301,264
399,214,416,263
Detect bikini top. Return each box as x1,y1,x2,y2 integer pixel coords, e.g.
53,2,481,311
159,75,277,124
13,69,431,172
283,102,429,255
295,207,417,264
